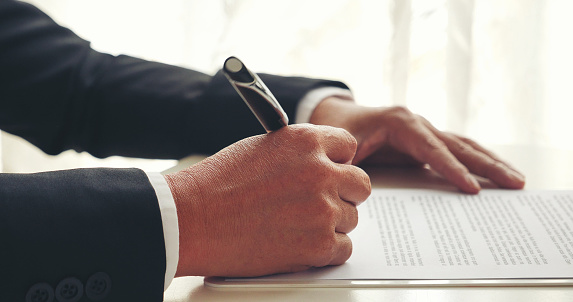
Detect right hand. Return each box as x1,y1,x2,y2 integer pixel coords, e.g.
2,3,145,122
165,124,371,277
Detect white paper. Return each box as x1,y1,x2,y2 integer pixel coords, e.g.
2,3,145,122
238,189,573,281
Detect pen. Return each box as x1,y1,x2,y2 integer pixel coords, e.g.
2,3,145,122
222,56,289,132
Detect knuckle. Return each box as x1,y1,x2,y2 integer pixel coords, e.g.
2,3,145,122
415,114,435,129
317,201,337,224
388,106,417,124
460,136,478,147
416,136,448,161
339,128,358,150
455,141,472,153
292,124,318,137
313,234,338,266
350,166,372,201
359,168,372,194
339,237,353,262
313,158,338,183
297,160,336,195
424,136,446,151
288,124,321,148
347,207,359,231
389,106,413,118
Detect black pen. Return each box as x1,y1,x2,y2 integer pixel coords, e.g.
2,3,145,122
222,56,289,132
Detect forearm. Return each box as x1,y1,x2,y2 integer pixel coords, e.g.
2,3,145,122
0,0,215,158
0,168,166,301
0,0,349,159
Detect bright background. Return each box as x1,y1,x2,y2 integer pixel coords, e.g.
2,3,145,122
2,0,572,173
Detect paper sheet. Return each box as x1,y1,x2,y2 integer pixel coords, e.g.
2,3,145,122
236,189,573,281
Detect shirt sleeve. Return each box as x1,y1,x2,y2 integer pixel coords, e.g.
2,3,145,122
294,87,354,124
145,172,179,291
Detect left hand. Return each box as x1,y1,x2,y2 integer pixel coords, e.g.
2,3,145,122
310,97,525,194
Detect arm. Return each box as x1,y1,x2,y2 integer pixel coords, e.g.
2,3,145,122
0,1,362,298
0,169,166,301
0,127,370,301
0,0,347,159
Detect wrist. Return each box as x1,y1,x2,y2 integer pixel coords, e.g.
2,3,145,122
164,170,206,277
309,96,354,126
310,99,395,164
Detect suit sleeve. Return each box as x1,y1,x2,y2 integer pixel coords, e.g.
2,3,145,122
0,0,348,159
0,1,348,300
0,168,166,302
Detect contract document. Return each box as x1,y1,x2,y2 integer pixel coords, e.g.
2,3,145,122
207,189,573,287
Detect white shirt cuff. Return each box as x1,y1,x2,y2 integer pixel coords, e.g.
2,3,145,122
145,172,179,291
294,87,354,124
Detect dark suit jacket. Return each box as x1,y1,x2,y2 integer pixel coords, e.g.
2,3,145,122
0,1,347,301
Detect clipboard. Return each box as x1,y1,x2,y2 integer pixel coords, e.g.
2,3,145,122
205,190,573,288
205,277,573,288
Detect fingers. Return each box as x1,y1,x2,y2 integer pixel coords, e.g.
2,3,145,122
328,233,353,266
305,125,362,267
326,164,370,235
337,164,372,206
386,113,527,193
329,159,370,234
304,164,366,235
310,199,356,268
436,133,526,189
392,121,482,193
457,136,525,176
417,118,525,190
334,197,359,234
310,233,353,268
316,125,358,165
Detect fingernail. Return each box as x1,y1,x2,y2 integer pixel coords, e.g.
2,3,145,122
465,174,481,191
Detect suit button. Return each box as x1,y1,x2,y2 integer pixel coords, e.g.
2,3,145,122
26,283,54,302
85,272,111,301
55,277,83,302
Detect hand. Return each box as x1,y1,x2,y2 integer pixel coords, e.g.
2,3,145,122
165,124,371,277
310,97,525,194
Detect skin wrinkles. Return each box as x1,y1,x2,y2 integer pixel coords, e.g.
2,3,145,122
166,97,524,279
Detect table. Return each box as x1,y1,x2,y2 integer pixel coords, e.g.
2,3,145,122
163,144,573,302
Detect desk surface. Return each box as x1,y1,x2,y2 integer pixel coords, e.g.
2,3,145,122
163,144,573,302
